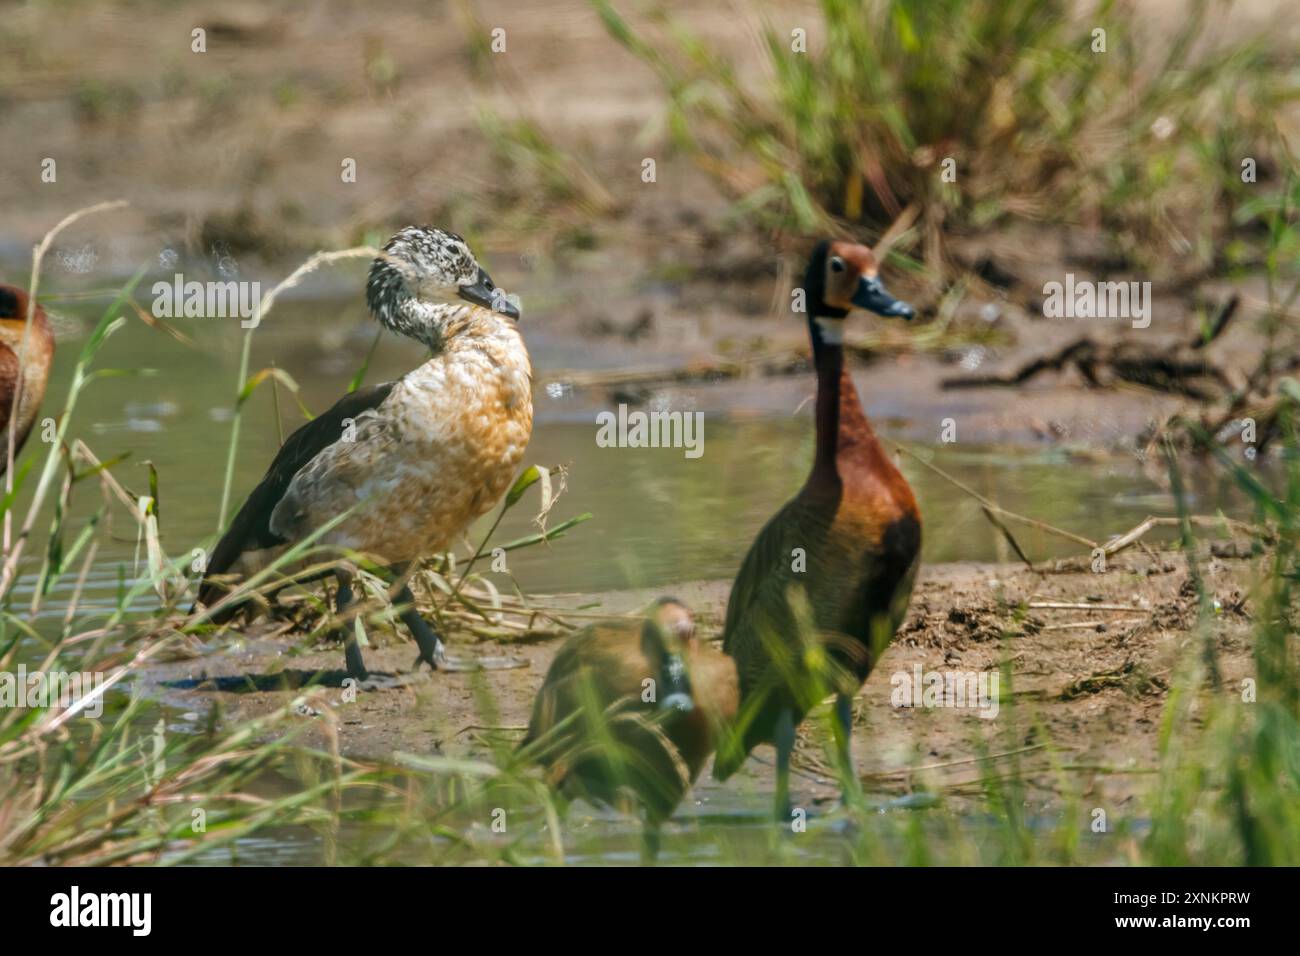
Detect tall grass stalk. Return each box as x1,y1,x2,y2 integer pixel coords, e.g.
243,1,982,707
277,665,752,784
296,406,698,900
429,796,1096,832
5,202,127,541
216,246,381,531
3,200,127,556
0,268,141,601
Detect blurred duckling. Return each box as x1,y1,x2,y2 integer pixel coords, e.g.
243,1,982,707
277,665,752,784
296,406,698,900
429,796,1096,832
0,285,54,476
521,598,738,860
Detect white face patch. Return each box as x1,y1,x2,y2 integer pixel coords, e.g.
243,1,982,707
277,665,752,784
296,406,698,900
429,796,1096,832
814,317,846,344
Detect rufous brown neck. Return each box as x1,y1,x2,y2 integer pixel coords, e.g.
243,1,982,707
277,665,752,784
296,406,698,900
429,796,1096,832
808,318,887,487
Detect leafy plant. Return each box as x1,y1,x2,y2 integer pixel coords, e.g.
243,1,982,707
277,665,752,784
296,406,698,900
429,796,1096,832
589,0,1294,272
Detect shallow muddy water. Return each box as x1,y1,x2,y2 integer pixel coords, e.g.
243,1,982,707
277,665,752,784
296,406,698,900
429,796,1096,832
6,292,1265,865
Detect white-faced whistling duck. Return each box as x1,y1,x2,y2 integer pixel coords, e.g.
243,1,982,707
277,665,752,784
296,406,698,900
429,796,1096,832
0,285,54,476
712,240,921,817
521,598,739,860
195,227,531,684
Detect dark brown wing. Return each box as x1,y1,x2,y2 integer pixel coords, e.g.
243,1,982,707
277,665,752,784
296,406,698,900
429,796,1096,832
721,498,803,670
194,381,396,612
714,496,821,780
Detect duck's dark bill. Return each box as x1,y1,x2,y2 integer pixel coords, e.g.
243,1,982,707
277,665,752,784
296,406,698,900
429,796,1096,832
459,267,521,319
853,275,915,320
658,649,695,712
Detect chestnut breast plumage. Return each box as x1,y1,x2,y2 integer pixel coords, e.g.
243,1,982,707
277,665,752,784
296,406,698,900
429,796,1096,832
0,285,55,475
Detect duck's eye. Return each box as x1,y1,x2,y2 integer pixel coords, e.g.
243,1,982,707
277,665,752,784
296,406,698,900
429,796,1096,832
829,257,846,273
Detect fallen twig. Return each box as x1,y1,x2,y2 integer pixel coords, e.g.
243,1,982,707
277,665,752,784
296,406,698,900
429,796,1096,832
1029,602,1145,612
1041,618,1145,631
862,744,1050,781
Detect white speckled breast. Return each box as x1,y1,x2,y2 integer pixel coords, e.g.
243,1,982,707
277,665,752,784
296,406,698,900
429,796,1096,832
269,316,532,565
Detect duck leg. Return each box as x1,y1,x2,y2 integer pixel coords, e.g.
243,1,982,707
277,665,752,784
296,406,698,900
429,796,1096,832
334,565,369,681
774,706,795,823
391,581,446,671
833,693,860,804
641,815,662,865
387,566,527,673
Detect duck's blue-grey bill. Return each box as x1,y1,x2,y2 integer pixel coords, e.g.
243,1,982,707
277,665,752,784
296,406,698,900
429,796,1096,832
853,275,915,320
459,267,521,319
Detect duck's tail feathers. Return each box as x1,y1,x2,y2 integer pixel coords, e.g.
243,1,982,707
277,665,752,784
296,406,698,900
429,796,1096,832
189,516,256,623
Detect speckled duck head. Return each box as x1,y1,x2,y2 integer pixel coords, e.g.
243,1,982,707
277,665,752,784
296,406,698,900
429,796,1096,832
365,226,521,349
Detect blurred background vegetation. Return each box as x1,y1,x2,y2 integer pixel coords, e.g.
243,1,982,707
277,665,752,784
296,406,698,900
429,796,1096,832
587,0,1294,276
